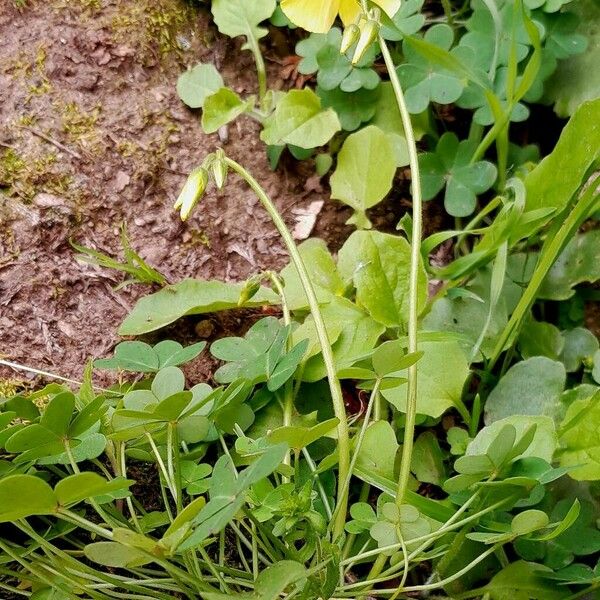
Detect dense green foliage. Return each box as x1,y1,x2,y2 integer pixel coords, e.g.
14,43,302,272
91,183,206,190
1,0,600,598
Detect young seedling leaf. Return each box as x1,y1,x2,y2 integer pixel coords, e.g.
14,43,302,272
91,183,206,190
330,125,397,228
261,89,341,149
177,63,224,109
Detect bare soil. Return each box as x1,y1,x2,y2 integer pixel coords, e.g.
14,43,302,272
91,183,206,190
0,0,358,385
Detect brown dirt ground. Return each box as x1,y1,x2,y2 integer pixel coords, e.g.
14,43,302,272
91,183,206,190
0,0,360,386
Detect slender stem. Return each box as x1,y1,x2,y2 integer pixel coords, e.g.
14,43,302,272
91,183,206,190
167,423,182,512
247,35,267,102
223,157,350,540
119,443,142,531
378,36,423,508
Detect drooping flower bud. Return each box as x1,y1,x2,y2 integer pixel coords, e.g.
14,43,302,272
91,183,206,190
341,23,361,54
212,149,228,190
174,166,208,221
238,275,262,306
352,19,380,65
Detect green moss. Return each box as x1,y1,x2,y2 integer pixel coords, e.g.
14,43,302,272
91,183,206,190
0,148,72,202
59,101,101,142
111,0,194,60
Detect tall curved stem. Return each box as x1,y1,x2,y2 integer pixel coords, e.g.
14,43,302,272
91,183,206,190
379,37,423,508
223,158,351,539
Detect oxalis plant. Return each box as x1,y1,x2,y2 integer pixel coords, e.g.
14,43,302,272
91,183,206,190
2,2,600,600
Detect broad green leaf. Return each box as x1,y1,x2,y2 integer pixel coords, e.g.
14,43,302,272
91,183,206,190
119,279,278,335
467,416,558,463
355,421,399,481
524,97,600,212
481,560,564,599
301,297,385,381
55,473,132,506
382,340,469,418
484,357,566,424
411,431,445,485
0,475,57,521
338,230,427,328
280,238,346,311
512,510,550,536
40,392,75,436
201,88,253,134
211,0,276,47
424,266,522,359
538,230,600,300
84,542,150,568
268,417,339,450
518,319,564,360
330,126,397,228
151,367,185,401
261,89,341,149
560,327,599,372
164,495,207,537
559,390,600,480
177,63,224,109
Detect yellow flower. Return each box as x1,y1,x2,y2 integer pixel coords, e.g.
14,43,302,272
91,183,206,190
281,0,400,34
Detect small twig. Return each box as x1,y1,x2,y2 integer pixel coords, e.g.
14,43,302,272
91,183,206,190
18,125,83,160
0,142,18,151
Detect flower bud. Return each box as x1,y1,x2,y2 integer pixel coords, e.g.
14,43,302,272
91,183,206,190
238,275,262,306
341,23,361,54
352,19,380,65
212,149,228,190
174,166,208,221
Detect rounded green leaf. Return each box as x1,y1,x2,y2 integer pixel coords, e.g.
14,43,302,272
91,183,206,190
84,542,150,568
177,63,224,109
0,475,57,521
330,125,396,227
512,510,550,536
261,89,341,149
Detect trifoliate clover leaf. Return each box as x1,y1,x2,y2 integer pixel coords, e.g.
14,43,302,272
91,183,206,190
457,65,530,126
380,0,425,41
534,10,588,61
180,462,212,495
296,28,380,93
419,132,497,217
525,0,574,12
461,0,533,71
398,24,467,113
210,317,308,391
317,86,380,131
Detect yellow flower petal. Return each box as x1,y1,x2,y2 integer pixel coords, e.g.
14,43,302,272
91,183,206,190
339,0,361,25
281,0,340,33
373,0,401,18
